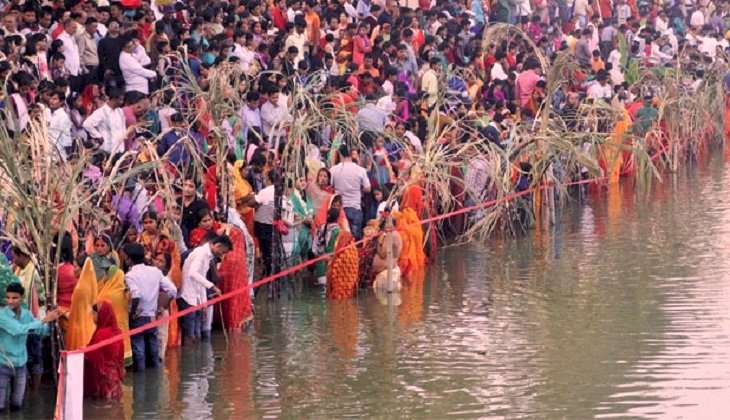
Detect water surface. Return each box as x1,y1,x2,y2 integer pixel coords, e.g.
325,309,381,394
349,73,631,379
26,157,730,419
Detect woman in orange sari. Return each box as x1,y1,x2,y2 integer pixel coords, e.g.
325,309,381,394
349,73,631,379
326,229,359,299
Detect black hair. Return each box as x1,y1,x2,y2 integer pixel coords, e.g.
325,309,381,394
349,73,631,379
338,143,350,158
195,207,212,227
157,253,172,274
141,211,160,223
210,234,233,249
121,242,146,265
326,207,339,224
6,282,24,296
12,245,29,258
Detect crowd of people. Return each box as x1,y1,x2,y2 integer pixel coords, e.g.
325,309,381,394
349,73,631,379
0,0,729,411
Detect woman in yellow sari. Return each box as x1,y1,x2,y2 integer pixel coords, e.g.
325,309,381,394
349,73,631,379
96,266,132,365
65,258,98,351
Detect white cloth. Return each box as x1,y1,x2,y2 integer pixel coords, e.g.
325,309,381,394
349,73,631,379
690,10,705,28
230,43,255,73
698,36,718,59
120,49,157,94
82,103,127,154
179,243,216,306
421,68,439,107
241,105,262,139
490,62,508,81
48,107,73,160
284,31,307,64
125,264,177,317
586,82,613,99
58,31,81,76
404,130,423,154
260,100,290,141
254,185,275,224
8,93,29,133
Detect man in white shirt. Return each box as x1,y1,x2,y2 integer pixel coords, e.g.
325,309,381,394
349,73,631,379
491,51,509,81
284,20,308,65
690,6,705,29
572,0,592,28
586,70,613,100
82,87,127,155
57,18,81,89
655,11,669,34
253,170,277,276
260,87,291,146
698,30,719,59
178,235,230,343
615,0,632,25
47,91,72,161
120,243,177,371
119,35,156,94
330,143,371,239
421,57,441,110
231,30,256,73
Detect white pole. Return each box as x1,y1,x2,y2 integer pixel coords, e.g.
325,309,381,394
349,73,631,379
386,214,394,293
62,353,84,420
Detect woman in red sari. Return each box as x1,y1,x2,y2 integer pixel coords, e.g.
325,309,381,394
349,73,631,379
217,226,253,330
84,301,124,400
188,208,221,248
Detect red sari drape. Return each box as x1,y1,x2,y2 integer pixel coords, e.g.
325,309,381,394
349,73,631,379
217,227,253,330
84,301,124,400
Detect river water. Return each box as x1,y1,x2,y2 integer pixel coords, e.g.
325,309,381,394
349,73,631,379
22,156,730,419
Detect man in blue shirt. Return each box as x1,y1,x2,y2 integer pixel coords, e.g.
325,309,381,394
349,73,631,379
157,113,200,166
0,283,58,412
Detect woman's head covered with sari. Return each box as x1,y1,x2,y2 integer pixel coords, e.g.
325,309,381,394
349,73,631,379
93,300,121,335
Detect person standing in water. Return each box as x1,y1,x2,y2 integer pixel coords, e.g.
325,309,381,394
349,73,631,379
0,283,58,412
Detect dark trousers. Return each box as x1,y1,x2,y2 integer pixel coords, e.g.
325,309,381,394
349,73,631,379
254,222,274,276
0,365,26,411
344,207,364,240
130,316,159,372
177,298,202,340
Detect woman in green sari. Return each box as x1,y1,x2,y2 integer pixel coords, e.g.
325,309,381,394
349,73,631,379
89,234,119,284
290,177,314,264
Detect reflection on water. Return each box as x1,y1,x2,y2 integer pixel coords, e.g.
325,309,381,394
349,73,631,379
21,158,730,419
